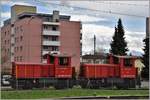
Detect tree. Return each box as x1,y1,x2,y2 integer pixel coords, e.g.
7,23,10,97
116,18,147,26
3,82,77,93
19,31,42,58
141,38,149,79
110,18,128,55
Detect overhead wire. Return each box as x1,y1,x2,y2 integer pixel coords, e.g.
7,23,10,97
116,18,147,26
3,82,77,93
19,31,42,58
92,1,149,7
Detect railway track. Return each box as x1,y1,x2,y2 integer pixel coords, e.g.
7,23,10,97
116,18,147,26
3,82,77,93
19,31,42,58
62,96,149,99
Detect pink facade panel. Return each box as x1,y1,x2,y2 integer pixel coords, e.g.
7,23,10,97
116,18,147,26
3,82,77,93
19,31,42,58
1,24,12,74
59,21,81,72
14,17,42,63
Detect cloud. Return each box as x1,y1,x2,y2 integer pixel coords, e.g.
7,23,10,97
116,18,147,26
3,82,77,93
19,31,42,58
81,23,145,54
1,0,34,6
67,1,149,17
1,12,10,18
71,14,107,23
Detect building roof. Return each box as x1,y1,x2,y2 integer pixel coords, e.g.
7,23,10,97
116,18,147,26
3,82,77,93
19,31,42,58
43,53,71,58
17,12,70,20
113,55,139,59
82,53,107,59
3,12,71,26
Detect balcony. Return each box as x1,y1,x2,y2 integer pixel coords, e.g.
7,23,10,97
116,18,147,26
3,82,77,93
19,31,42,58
43,22,60,25
42,50,60,55
43,41,60,46
11,38,15,44
43,30,60,36
11,47,14,53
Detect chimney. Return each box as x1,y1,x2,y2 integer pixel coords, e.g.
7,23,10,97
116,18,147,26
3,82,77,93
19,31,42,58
52,10,59,22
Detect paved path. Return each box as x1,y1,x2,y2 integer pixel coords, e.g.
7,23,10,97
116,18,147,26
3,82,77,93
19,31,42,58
141,81,149,88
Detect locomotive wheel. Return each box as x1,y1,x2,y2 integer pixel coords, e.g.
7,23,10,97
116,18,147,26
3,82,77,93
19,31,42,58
80,79,88,88
89,80,99,89
54,79,69,89
68,79,74,88
22,80,33,89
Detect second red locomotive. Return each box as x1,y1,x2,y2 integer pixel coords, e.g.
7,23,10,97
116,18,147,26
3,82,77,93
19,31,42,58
79,54,137,89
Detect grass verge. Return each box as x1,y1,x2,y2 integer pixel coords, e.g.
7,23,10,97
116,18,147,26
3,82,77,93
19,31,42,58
1,88,149,99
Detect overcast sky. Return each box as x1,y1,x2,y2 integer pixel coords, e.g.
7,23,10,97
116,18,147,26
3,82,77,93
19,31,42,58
1,0,150,56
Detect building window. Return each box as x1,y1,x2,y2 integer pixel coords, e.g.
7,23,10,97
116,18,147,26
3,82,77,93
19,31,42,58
52,36,58,41
20,56,22,61
12,43,14,46
43,25,48,30
20,46,23,51
17,57,18,61
5,49,7,53
52,26,57,31
17,37,19,42
124,58,132,67
11,53,14,56
15,27,16,33
5,40,7,44
20,36,23,41
15,37,17,43
15,47,16,52
5,32,6,36
20,26,23,32
16,27,19,33
17,47,19,51
52,46,59,51
55,19,59,22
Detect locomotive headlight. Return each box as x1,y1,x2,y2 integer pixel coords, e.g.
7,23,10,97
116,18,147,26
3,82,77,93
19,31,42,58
33,79,36,83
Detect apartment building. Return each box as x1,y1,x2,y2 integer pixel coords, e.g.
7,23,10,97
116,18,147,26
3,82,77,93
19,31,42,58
1,5,82,75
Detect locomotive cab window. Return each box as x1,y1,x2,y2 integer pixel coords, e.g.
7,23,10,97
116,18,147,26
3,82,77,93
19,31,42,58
50,56,54,64
113,57,119,64
124,58,132,67
59,57,69,66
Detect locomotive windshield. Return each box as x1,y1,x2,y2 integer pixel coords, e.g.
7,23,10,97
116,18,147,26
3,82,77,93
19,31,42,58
113,57,119,64
124,58,132,67
59,57,69,66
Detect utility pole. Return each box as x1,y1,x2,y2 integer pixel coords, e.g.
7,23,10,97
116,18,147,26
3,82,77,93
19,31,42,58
94,35,96,55
94,35,96,64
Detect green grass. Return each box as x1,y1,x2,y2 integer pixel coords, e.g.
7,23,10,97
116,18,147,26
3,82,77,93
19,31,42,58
1,88,149,99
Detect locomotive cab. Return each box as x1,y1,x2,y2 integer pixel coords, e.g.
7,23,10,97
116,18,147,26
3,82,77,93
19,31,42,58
109,55,137,88
44,53,73,78
111,55,137,78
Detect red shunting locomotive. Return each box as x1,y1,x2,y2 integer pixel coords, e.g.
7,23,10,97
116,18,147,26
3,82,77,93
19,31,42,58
79,54,137,89
11,53,138,89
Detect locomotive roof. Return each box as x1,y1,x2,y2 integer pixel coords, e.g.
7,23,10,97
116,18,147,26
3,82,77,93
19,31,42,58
13,62,52,65
44,53,71,57
113,55,139,59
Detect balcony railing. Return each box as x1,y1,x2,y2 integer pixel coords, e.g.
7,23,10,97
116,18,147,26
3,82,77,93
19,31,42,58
43,22,60,25
42,50,60,55
43,30,60,36
42,40,60,46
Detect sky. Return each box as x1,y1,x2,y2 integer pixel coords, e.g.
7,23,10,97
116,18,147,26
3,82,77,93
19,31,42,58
1,0,150,56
